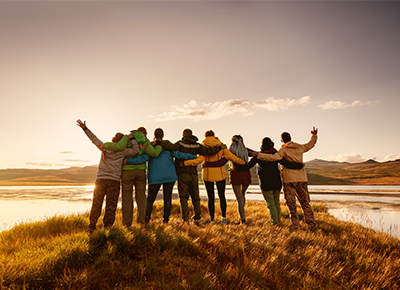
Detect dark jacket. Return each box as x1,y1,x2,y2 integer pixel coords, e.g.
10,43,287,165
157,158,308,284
159,135,222,175
248,148,303,191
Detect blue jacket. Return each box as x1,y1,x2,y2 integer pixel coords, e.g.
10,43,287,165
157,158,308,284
126,148,196,185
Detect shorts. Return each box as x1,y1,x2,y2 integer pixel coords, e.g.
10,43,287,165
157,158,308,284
230,170,251,186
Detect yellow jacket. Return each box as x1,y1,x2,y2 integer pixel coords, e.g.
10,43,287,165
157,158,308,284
184,136,245,182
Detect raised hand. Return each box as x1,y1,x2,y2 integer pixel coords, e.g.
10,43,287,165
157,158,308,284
76,119,86,128
311,126,318,135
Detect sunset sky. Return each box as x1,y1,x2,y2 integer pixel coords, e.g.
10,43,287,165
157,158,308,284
1,1,399,170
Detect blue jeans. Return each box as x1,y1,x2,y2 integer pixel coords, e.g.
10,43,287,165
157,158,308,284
146,181,175,223
204,180,227,221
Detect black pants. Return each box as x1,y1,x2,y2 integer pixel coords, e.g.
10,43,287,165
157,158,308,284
204,179,227,221
146,181,175,223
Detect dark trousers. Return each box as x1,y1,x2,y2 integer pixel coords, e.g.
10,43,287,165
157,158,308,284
204,179,227,221
178,173,201,221
89,178,120,229
146,181,175,223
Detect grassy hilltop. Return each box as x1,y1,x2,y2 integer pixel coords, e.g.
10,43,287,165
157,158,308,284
1,201,399,289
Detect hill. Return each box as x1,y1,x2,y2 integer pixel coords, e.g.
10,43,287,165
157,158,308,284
0,166,97,185
1,159,400,185
306,159,400,185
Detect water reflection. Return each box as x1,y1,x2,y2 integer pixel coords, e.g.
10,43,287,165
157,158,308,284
0,185,399,239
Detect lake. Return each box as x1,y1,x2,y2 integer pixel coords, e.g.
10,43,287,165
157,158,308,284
1,185,399,239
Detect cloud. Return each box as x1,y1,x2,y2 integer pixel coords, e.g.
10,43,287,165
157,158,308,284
319,100,378,110
24,162,69,167
153,96,309,121
152,99,251,121
383,154,400,162
62,159,92,162
153,96,377,121
326,153,373,163
59,151,75,154
253,96,311,111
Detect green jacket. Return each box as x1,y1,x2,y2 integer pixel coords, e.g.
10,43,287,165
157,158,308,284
104,130,162,171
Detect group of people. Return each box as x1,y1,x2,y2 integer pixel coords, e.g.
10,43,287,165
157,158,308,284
77,119,319,232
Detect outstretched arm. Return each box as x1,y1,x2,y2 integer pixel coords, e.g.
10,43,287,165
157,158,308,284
76,119,104,151
104,135,130,152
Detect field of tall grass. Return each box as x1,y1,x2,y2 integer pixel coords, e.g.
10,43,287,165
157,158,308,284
1,201,399,289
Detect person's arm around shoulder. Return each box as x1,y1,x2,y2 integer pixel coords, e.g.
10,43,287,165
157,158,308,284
126,154,150,165
104,135,130,152
184,155,205,166
159,140,180,151
222,148,246,165
123,139,140,157
76,119,104,151
171,150,197,160
279,158,304,169
254,150,284,162
247,156,258,169
302,127,318,153
197,144,222,156
144,140,163,158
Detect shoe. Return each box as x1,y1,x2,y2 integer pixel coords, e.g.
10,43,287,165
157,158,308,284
221,217,228,225
210,220,216,225
193,220,200,226
86,225,95,233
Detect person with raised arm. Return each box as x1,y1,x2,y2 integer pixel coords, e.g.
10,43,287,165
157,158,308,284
251,127,318,231
76,119,140,232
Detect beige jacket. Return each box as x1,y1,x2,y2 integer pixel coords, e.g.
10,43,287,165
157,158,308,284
257,134,317,183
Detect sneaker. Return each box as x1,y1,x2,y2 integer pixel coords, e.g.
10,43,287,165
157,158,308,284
221,217,228,225
210,220,216,225
193,219,200,226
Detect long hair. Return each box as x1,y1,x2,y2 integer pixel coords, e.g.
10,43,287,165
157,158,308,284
229,135,248,163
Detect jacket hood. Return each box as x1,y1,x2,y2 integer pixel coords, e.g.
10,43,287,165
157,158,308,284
202,136,222,147
282,141,300,149
181,135,199,144
130,130,147,144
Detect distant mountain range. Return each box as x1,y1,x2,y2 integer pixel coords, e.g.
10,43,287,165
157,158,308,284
0,159,399,186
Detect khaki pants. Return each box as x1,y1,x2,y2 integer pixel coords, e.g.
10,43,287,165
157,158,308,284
262,189,281,226
121,169,147,226
283,182,317,229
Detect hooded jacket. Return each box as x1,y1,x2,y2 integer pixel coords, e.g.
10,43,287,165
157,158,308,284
184,136,245,182
257,134,317,183
103,130,162,171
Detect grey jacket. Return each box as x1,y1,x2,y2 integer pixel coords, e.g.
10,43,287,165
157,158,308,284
83,127,140,181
